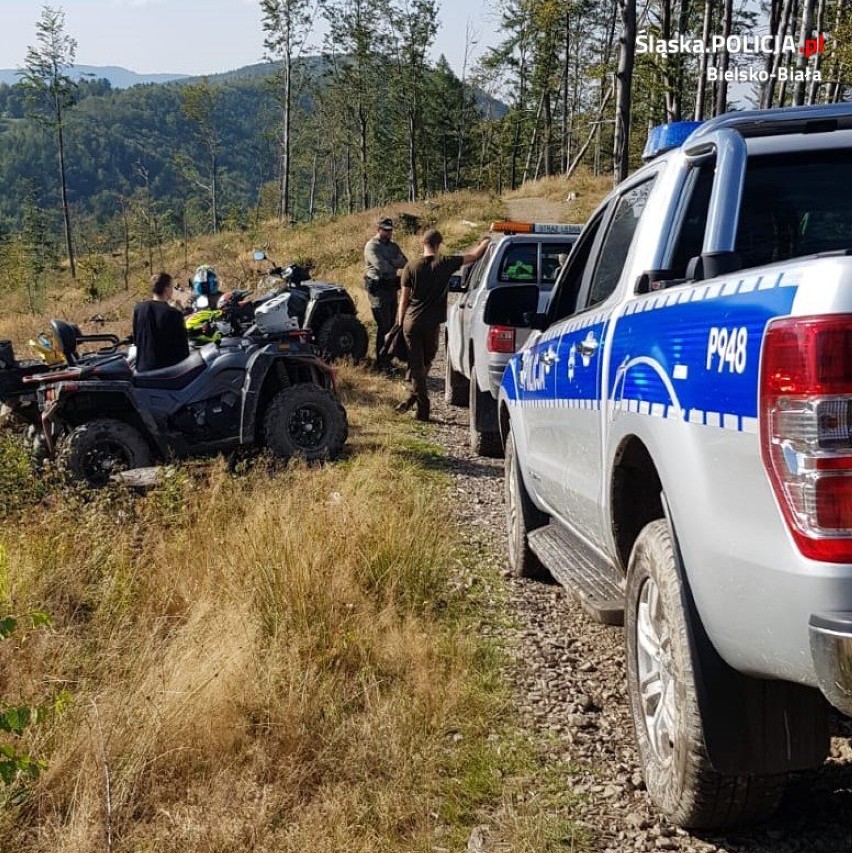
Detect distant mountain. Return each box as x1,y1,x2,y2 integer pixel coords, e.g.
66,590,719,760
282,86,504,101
0,65,189,89
185,58,509,119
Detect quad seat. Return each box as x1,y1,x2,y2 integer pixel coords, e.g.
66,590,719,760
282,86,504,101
132,351,205,390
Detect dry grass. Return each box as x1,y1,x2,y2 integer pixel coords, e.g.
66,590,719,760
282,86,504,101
0,188,588,852
0,190,504,352
0,443,486,851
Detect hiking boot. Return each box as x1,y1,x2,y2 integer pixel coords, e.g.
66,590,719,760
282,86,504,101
395,396,416,414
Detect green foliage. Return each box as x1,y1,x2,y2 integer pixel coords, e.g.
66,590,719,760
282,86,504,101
0,433,44,516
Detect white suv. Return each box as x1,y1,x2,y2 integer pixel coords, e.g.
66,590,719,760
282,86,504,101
445,222,581,455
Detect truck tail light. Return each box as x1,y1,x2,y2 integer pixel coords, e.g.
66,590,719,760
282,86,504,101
487,325,516,354
760,314,852,562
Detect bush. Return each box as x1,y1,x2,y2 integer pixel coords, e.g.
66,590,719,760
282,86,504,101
0,433,42,517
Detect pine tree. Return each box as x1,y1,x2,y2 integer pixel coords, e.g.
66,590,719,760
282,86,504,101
181,78,222,233
261,0,315,221
19,4,78,279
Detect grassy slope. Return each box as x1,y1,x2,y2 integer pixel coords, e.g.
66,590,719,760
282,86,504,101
0,173,610,852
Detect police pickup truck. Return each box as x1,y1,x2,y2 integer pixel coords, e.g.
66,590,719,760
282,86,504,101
445,221,581,456
486,104,852,829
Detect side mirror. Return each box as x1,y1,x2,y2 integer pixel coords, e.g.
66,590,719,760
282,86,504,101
483,284,541,328
448,274,467,293
252,250,267,261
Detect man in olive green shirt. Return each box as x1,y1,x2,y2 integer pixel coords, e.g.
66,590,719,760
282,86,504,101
396,229,490,421
364,216,407,369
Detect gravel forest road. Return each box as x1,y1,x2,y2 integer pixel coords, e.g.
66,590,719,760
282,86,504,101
424,342,852,853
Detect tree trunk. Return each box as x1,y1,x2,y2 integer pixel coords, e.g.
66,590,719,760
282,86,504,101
762,0,795,107
566,85,614,180
661,0,678,121
308,152,317,221
55,108,76,278
359,106,369,210
345,146,353,214
614,0,636,184
407,104,418,202
330,146,338,216
543,91,553,177
695,0,713,119
793,0,817,104
561,10,571,172
510,47,527,190
715,0,733,115
807,0,827,103
522,92,545,184
211,151,218,233
281,55,292,221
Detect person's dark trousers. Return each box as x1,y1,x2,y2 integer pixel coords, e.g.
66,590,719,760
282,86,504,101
403,321,440,420
365,277,399,368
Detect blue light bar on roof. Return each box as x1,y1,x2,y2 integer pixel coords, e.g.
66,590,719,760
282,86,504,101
642,121,703,161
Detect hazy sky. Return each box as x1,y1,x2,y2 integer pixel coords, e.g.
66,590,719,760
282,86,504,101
0,0,502,76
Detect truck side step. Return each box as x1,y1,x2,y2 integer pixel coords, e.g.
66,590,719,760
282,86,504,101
527,523,625,626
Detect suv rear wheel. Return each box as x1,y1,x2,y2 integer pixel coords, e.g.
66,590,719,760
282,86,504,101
505,431,549,579
444,340,469,407
625,519,785,828
469,374,501,457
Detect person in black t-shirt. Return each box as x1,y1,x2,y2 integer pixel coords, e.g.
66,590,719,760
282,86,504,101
395,229,490,421
132,272,190,372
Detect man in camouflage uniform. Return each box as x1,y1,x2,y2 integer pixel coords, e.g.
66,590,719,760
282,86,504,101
364,217,407,369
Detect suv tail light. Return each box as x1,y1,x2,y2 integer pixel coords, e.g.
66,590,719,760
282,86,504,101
760,314,852,562
487,325,516,354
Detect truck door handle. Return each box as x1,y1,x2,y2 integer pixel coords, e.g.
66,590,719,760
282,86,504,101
578,338,599,357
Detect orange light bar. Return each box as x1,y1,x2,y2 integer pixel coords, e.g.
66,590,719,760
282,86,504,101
490,220,534,234
489,221,584,235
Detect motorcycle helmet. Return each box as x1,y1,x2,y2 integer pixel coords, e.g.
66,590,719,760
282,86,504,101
192,265,220,297
28,331,64,366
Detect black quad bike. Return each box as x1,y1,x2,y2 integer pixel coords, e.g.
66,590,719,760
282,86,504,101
249,250,369,362
26,320,348,487
0,327,127,433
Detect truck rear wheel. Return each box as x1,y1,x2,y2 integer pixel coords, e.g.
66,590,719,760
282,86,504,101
469,375,502,457
504,431,549,580
625,519,784,828
263,384,348,462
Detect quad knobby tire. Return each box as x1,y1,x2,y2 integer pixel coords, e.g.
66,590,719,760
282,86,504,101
262,384,348,462
316,314,368,363
60,418,153,488
444,344,469,407
504,431,550,580
469,373,502,457
625,519,785,829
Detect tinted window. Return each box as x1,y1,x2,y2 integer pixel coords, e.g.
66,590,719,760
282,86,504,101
498,243,537,282
736,149,852,269
586,178,656,308
541,242,575,284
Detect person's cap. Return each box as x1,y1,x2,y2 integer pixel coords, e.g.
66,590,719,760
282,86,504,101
378,217,394,230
